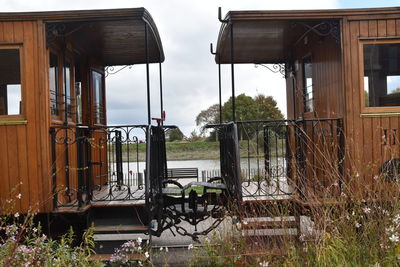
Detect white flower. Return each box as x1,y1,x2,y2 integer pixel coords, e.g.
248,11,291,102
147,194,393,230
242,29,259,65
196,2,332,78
389,234,399,243
32,227,37,233
363,207,371,214
137,237,142,244
188,244,194,250
159,247,163,251
14,212,19,218
355,222,361,228
16,193,22,199
165,247,169,252
259,261,269,267
243,220,248,225
144,251,150,258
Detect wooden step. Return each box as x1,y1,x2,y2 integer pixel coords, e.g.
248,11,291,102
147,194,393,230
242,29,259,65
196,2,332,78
94,233,148,241
242,228,298,237
93,225,148,233
89,253,146,261
241,217,298,230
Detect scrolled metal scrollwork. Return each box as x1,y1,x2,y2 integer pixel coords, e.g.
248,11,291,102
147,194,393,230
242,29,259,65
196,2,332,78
255,63,286,78
105,65,133,77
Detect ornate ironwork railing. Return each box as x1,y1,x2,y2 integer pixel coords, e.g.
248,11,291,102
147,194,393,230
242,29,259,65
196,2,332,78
234,118,344,200
50,125,148,210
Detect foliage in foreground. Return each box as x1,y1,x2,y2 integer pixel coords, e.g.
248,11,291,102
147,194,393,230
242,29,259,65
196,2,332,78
190,182,400,266
0,192,153,267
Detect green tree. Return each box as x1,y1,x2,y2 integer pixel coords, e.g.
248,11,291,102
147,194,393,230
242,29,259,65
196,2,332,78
195,93,284,140
166,128,185,142
222,94,258,122
254,94,284,120
196,104,220,135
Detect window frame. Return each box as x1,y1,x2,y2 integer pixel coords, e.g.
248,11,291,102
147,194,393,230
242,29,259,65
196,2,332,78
49,49,62,120
90,68,106,126
48,48,77,124
359,38,400,114
302,54,314,114
0,44,25,122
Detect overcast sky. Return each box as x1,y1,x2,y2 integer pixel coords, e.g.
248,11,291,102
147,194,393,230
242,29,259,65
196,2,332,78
2,0,399,136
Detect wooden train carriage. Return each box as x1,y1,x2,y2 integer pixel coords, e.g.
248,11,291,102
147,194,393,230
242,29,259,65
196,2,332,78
0,8,164,214
215,7,400,199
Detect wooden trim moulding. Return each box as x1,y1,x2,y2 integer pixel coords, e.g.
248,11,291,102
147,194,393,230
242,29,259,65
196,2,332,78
0,120,28,125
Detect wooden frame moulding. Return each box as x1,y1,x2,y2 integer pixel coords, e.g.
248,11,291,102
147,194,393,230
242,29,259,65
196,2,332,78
89,65,106,126
0,44,25,123
358,38,400,115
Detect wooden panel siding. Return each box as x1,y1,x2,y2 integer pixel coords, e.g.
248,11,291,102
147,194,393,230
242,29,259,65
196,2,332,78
342,17,400,190
0,20,51,213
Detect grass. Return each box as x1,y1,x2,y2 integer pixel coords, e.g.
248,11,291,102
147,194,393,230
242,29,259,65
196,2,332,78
120,139,285,161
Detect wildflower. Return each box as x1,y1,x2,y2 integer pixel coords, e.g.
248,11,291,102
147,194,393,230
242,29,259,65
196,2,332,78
165,247,169,252
363,207,371,214
243,220,248,225
16,193,22,199
259,261,269,267
14,212,19,218
373,175,379,180
188,244,194,250
32,227,37,233
299,234,305,241
144,251,150,258
389,234,400,243
137,237,142,244
381,243,389,249
160,247,163,251
355,222,361,228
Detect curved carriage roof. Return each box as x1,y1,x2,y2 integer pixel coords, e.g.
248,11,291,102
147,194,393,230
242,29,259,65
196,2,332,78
215,7,400,64
0,8,164,65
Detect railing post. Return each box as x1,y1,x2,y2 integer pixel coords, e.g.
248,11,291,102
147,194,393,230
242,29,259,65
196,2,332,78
86,127,93,202
337,119,345,192
115,130,123,186
50,128,58,211
76,127,84,209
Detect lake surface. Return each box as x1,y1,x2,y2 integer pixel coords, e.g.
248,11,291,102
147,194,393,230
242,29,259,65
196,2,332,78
122,159,268,174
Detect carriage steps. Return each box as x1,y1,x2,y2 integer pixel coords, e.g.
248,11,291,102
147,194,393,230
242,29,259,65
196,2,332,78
89,206,149,255
240,216,301,251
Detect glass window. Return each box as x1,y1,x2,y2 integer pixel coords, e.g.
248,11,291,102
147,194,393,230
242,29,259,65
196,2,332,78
363,43,400,107
75,82,82,124
64,59,73,118
0,49,21,116
92,71,104,124
303,56,314,112
49,53,59,116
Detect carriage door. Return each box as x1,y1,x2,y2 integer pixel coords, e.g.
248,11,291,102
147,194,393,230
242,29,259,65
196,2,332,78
263,122,291,195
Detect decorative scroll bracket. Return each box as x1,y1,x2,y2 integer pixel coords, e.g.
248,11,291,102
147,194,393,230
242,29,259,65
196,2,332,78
294,20,341,46
105,65,133,77
255,63,287,78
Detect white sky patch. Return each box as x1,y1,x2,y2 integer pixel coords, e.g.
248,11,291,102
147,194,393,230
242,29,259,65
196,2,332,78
1,0,340,136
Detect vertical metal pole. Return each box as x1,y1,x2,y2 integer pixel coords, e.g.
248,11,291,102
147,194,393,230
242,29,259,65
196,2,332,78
145,23,151,125
230,24,236,122
218,56,222,123
63,40,68,125
62,40,70,197
50,128,58,211
159,62,164,126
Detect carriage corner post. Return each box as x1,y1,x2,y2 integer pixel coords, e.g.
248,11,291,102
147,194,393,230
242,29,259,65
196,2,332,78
0,5,400,258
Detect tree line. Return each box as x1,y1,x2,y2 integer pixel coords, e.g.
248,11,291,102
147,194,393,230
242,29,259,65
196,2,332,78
166,93,284,142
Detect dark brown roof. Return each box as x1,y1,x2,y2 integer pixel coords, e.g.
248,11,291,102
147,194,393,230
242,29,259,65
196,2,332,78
0,8,164,65
215,7,400,64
